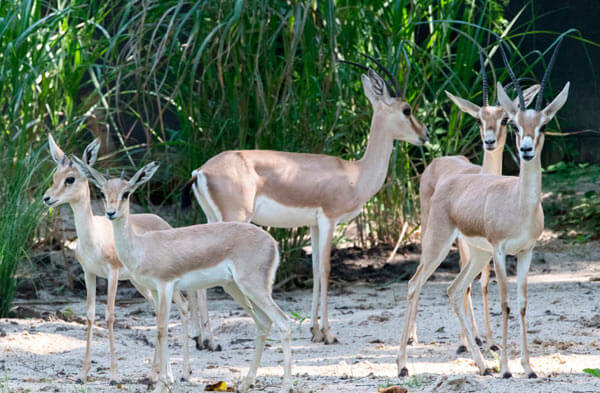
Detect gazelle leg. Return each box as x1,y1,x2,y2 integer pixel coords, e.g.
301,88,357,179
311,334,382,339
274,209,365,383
309,225,322,342
79,271,96,383
106,267,119,384
493,247,511,378
517,248,536,378
317,217,337,344
190,289,221,351
173,291,191,381
153,282,174,393
237,280,293,393
480,262,498,351
397,214,457,377
447,248,493,375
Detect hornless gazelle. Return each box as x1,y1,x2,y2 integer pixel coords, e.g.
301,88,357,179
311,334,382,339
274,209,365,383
416,51,540,354
397,38,568,378
43,136,191,384
181,56,429,344
73,159,293,393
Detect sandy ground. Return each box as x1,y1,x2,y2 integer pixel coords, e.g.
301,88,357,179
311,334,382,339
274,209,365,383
1,234,600,393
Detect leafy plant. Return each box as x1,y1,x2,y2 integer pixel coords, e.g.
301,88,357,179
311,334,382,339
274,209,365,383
583,368,600,378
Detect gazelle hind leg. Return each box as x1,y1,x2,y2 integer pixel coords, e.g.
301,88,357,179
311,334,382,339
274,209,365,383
222,283,270,393
479,263,498,351
447,247,493,375
517,248,536,378
153,282,175,393
309,225,322,342
173,291,191,380
316,217,337,344
106,267,120,384
79,271,96,383
190,289,220,351
397,214,458,377
493,247,511,378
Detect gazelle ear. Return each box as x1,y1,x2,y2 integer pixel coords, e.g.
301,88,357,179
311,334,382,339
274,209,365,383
496,82,519,119
81,138,101,166
71,155,106,189
542,82,570,121
128,162,160,191
48,134,66,165
522,84,541,108
361,69,391,106
445,91,480,118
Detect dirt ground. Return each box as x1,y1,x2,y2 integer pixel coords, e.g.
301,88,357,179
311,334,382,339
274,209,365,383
1,231,600,393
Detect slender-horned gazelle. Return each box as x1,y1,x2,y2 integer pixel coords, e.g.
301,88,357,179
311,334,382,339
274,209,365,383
73,159,293,393
181,56,429,344
43,136,191,384
416,51,540,354
397,38,568,378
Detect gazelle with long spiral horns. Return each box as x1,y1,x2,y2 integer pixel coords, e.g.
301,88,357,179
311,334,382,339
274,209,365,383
397,37,568,378
181,55,429,344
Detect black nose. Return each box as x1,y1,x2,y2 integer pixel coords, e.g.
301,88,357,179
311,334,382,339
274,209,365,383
520,146,533,152
43,196,50,203
485,139,495,145
106,211,116,218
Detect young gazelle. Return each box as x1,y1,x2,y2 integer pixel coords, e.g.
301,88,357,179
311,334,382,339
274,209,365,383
43,136,190,384
182,58,429,344
397,39,568,378
416,52,540,354
73,159,293,393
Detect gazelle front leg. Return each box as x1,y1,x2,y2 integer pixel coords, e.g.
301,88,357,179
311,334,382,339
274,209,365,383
79,270,96,383
480,263,499,351
173,291,191,381
517,248,537,378
316,217,338,344
447,247,494,375
106,267,120,384
154,282,175,393
493,247,512,378
309,225,322,342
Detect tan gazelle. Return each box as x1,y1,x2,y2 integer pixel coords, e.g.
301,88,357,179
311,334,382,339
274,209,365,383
397,38,568,378
73,159,293,393
415,50,540,354
43,136,190,384
181,56,429,344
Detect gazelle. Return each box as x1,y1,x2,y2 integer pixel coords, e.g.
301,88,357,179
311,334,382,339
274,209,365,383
397,39,568,378
181,57,429,344
416,51,540,354
73,159,293,393
43,136,190,384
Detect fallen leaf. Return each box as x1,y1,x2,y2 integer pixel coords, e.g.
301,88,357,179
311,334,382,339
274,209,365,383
205,381,227,391
378,386,408,393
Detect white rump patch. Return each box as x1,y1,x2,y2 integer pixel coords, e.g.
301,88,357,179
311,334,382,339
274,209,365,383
192,170,222,222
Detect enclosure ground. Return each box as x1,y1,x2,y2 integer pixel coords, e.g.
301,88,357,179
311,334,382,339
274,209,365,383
1,233,600,393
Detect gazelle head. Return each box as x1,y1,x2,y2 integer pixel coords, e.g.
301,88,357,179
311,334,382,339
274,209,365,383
446,50,540,152
43,135,100,207
341,55,429,146
497,38,569,162
73,158,159,221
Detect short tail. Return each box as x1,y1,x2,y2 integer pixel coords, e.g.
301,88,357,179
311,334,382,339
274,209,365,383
180,174,197,210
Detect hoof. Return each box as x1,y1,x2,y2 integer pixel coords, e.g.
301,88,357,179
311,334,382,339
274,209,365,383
456,345,468,355
76,378,84,384
203,339,222,352
407,337,416,346
502,371,512,379
109,380,118,386
323,331,339,345
528,372,538,379
475,337,483,346
398,367,409,377
483,368,494,376
490,344,500,352
311,328,325,343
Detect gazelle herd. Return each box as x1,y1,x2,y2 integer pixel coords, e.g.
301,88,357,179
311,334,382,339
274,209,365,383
41,37,570,393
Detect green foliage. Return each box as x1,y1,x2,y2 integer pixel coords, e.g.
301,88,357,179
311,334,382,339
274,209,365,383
543,162,600,240
583,368,600,378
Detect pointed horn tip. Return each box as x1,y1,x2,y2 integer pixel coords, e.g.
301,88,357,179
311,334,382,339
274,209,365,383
120,169,125,180
105,169,110,180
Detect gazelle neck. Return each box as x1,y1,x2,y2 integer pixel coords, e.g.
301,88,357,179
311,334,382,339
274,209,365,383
69,187,96,246
357,113,395,201
481,145,504,175
110,212,138,271
517,154,542,214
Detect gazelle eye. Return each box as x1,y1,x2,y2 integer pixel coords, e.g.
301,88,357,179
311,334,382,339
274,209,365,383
122,191,130,200
403,108,411,116
65,177,75,185
501,118,508,126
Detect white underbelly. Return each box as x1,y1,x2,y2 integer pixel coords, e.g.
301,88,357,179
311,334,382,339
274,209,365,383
461,235,493,253
175,260,233,291
251,195,319,228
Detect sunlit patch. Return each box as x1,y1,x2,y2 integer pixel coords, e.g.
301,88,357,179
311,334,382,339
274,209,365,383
0,331,85,355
